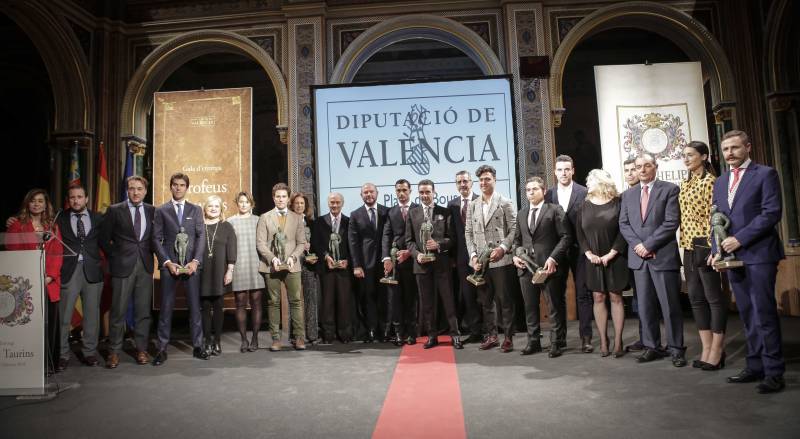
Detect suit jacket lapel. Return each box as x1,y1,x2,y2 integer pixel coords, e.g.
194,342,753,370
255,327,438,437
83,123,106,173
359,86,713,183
485,194,499,226
567,188,580,213
531,204,546,236
121,204,136,238
730,165,755,210
642,181,658,223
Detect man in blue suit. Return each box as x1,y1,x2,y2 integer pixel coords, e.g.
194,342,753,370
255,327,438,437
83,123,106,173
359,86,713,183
619,153,686,367
151,172,208,364
712,130,785,393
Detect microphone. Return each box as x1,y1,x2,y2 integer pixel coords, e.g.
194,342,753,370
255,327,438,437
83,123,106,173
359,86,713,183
44,208,63,242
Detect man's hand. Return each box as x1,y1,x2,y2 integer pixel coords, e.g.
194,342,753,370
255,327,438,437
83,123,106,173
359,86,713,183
544,257,557,274
721,236,741,253
425,239,439,252
272,258,280,272
354,267,365,278
707,253,718,267
326,255,335,269
512,256,526,269
186,260,199,275
471,256,482,272
489,247,505,262
397,249,410,263
166,261,179,276
383,259,393,276
287,256,295,269
633,243,651,258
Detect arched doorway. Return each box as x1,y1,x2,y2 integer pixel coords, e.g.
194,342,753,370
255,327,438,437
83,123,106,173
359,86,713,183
120,29,289,195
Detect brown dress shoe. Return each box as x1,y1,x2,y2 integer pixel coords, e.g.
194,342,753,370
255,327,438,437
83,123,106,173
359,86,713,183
84,355,100,367
106,353,120,369
500,337,514,353
270,340,283,352
295,338,306,350
479,335,499,350
136,351,150,365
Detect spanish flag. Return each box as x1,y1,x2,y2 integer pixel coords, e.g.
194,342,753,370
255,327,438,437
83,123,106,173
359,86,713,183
95,141,111,214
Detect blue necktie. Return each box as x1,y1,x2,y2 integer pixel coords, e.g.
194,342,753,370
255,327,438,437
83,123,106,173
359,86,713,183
177,203,183,226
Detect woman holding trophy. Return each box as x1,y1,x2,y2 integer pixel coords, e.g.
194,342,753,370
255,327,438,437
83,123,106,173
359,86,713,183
290,192,320,345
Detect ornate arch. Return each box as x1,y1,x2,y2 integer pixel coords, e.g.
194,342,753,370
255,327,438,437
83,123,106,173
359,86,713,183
765,0,798,92
329,14,504,84
549,1,736,125
120,29,288,143
0,0,94,133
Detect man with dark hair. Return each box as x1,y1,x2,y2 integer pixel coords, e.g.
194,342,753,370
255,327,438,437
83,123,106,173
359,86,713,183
406,179,461,349
619,154,686,367
447,170,482,343
152,172,208,364
348,182,389,342
55,184,104,370
513,176,571,357
381,179,419,345
544,154,592,352
465,165,517,352
257,182,307,351
101,176,155,368
713,130,786,393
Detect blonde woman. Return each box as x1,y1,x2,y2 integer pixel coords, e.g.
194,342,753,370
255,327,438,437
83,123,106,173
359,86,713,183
576,169,629,357
227,192,265,352
200,195,237,355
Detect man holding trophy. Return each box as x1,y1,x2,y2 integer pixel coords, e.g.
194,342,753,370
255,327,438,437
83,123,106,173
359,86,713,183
405,179,461,349
711,130,786,394
257,183,307,351
152,172,207,364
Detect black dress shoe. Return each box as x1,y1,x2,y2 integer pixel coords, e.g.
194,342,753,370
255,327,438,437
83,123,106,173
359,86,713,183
671,353,687,368
548,344,562,358
452,336,464,350
462,334,484,344
211,341,222,356
406,336,416,345
637,349,662,363
152,351,168,366
193,347,210,360
556,340,567,349
625,341,644,352
756,376,785,394
248,337,259,352
581,336,593,353
727,368,763,383
364,331,376,343
392,335,405,347
84,355,99,367
521,342,542,356
423,336,438,349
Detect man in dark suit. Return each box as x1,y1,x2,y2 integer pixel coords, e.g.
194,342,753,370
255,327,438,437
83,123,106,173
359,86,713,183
619,153,686,367
348,182,389,342
544,155,593,352
513,177,572,357
381,179,419,345
712,130,785,393
101,176,155,368
56,184,104,370
447,170,482,343
151,172,207,364
406,179,462,349
312,192,353,344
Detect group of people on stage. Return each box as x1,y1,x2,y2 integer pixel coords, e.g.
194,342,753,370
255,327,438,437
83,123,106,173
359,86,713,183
5,129,786,394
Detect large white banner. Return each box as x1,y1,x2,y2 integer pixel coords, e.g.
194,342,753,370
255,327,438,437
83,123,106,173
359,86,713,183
0,250,44,395
313,77,518,214
594,62,709,190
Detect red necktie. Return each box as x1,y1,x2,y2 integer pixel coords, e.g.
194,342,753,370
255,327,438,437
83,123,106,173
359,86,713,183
640,185,649,221
729,167,742,193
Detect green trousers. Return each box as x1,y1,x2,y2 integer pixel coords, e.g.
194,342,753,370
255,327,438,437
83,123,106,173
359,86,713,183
265,271,304,339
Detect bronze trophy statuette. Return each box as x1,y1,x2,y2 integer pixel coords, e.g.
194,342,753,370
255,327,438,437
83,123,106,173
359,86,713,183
304,227,318,264
380,241,400,285
710,205,744,271
174,226,191,274
272,229,290,271
328,232,346,269
419,220,436,263
515,247,549,285
467,245,494,287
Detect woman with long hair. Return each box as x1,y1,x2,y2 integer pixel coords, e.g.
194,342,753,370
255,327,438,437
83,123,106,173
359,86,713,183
6,188,63,373
199,195,236,356
576,170,629,357
290,192,320,344
227,191,265,352
679,141,727,370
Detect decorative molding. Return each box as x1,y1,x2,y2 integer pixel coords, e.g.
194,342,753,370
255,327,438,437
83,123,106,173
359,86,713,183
67,20,93,64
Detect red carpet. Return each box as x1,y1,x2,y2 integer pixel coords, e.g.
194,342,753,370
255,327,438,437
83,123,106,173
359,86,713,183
372,337,466,439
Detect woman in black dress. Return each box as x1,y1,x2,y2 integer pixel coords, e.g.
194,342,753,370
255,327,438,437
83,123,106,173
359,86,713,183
290,192,320,344
576,169,629,357
200,195,237,356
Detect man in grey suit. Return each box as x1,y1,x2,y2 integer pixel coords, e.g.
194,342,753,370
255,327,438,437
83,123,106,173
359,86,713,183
619,153,686,367
465,165,517,352
152,172,207,365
